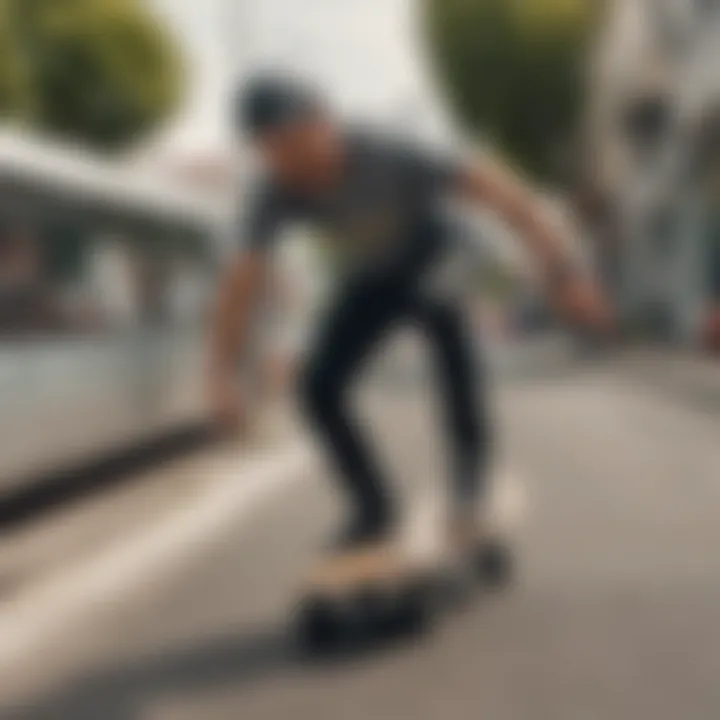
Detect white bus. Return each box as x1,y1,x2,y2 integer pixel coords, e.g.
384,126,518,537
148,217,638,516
0,131,222,497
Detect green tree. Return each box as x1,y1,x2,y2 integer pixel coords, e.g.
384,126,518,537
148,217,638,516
0,0,31,116
425,0,597,182
1,0,184,151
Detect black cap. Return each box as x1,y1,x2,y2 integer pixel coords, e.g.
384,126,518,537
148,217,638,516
235,74,322,137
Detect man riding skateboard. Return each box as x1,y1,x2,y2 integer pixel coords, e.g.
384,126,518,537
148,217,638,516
209,74,611,552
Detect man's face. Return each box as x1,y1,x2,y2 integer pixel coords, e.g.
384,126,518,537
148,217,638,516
255,116,344,190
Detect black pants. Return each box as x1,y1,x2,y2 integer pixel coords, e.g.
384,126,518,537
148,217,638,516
299,237,492,523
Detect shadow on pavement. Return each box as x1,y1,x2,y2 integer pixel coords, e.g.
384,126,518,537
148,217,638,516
5,618,422,720
5,626,291,720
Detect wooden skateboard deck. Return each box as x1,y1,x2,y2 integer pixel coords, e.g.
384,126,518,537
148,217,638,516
296,466,524,651
305,542,433,597
303,463,523,593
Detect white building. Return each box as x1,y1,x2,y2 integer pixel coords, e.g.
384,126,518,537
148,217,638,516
588,0,720,343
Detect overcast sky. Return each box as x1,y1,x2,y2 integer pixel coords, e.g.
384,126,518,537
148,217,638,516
150,0,449,156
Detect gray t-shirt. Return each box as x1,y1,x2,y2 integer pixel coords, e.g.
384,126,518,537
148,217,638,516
241,130,461,273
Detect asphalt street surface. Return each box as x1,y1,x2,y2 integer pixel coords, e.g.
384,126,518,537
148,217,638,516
2,354,720,720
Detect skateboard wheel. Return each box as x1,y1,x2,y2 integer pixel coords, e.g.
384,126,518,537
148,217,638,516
297,597,343,653
398,581,435,632
355,586,393,632
352,582,434,640
475,540,513,589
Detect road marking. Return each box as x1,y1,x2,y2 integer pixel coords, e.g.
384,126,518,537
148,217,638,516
0,445,529,700
0,445,313,673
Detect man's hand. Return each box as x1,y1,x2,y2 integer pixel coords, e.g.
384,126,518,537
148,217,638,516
457,158,614,336
552,272,614,335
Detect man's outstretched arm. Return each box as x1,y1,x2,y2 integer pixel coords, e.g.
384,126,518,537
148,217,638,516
455,157,613,330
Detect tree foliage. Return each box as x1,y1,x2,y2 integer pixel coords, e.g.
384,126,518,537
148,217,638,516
0,0,30,116
425,0,597,182
0,0,184,151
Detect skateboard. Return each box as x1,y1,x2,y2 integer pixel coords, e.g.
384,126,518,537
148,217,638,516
296,467,523,653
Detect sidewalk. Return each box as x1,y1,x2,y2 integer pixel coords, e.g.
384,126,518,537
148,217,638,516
616,348,720,413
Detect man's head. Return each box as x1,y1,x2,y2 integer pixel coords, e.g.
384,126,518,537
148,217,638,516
236,74,344,190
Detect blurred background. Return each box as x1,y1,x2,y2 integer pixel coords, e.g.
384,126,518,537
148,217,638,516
0,1,719,718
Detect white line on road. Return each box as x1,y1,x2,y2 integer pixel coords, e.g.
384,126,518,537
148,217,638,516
0,441,529,705
0,445,313,676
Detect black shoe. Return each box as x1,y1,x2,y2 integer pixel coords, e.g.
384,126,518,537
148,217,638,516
328,508,395,552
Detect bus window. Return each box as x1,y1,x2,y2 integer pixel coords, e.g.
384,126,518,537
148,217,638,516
166,254,209,326
167,228,213,326
133,226,212,328
85,236,142,331
0,222,71,338
0,213,152,339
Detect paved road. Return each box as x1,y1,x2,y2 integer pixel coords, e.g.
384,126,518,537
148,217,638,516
2,361,720,720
